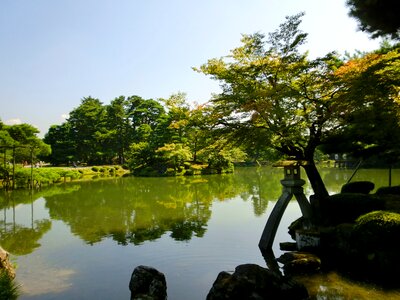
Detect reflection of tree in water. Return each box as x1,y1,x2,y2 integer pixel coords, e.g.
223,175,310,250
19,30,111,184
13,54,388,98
0,191,52,255
0,220,51,255
235,167,283,216
44,177,216,245
43,170,279,245
320,167,399,194
0,167,286,250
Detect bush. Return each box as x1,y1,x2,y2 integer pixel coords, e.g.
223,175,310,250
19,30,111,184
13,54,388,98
0,270,19,300
319,193,384,225
91,166,99,172
375,185,400,195
353,210,400,248
341,181,375,194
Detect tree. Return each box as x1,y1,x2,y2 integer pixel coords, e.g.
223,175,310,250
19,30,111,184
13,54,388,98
0,122,15,166
161,92,191,144
323,45,400,163
156,143,192,173
68,97,108,164
6,123,50,163
105,96,130,164
43,123,76,165
196,13,344,198
346,0,400,39
186,103,214,163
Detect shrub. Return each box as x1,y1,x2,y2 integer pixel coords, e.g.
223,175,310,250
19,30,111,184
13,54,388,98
319,193,384,225
341,181,375,194
375,185,400,195
353,210,400,249
0,270,19,300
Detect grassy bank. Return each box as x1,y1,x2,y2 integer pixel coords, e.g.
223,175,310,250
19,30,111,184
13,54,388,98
0,165,130,190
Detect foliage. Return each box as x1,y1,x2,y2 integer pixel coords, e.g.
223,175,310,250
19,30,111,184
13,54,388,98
346,0,400,39
354,210,400,248
196,13,344,197
340,181,375,194
319,193,384,225
156,143,192,173
11,167,83,188
0,121,51,166
0,270,19,300
196,13,400,197
322,46,400,164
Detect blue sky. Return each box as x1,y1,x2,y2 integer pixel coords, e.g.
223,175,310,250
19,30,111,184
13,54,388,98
1,0,381,136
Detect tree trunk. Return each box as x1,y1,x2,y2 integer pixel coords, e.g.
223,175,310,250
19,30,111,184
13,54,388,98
302,160,329,199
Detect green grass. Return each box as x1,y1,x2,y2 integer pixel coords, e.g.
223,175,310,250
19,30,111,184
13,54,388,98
0,270,20,300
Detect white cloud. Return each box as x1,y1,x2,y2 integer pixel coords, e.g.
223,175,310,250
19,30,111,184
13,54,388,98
4,118,22,125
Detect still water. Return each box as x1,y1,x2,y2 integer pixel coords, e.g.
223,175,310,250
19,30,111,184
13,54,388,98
1,166,400,299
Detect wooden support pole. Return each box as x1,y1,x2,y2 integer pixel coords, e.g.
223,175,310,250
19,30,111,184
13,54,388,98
12,146,15,190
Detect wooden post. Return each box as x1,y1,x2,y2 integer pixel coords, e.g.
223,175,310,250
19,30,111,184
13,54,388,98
30,147,34,189
259,162,312,252
12,146,15,190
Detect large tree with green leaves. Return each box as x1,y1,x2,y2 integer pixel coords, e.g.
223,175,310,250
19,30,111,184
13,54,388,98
196,13,345,198
44,122,76,165
68,96,108,164
323,45,400,164
4,123,50,163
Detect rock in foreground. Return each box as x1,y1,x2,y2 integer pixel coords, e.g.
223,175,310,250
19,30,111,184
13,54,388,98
206,263,308,300
129,265,167,300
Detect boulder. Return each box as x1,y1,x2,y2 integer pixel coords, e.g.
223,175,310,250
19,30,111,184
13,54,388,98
129,265,167,300
206,264,308,300
0,247,15,279
277,252,321,275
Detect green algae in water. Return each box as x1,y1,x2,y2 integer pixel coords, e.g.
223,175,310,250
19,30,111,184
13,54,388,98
295,272,400,300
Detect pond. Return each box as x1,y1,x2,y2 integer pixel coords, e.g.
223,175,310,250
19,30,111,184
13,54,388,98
1,166,400,299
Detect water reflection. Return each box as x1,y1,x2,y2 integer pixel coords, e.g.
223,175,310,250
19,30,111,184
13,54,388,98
0,167,283,252
1,167,397,254
2,167,399,300
0,191,51,255
42,169,281,246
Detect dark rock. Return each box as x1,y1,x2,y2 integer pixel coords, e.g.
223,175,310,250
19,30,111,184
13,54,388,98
206,263,308,300
288,217,305,240
0,247,15,279
341,181,375,194
279,242,297,251
129,265,167,300
278,252,321,275
295,229,320,251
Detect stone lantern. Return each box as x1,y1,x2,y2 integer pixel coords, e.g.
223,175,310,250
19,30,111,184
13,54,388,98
259,160,313,252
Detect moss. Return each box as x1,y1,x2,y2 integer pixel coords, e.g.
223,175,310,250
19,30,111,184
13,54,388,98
353,210,400,249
